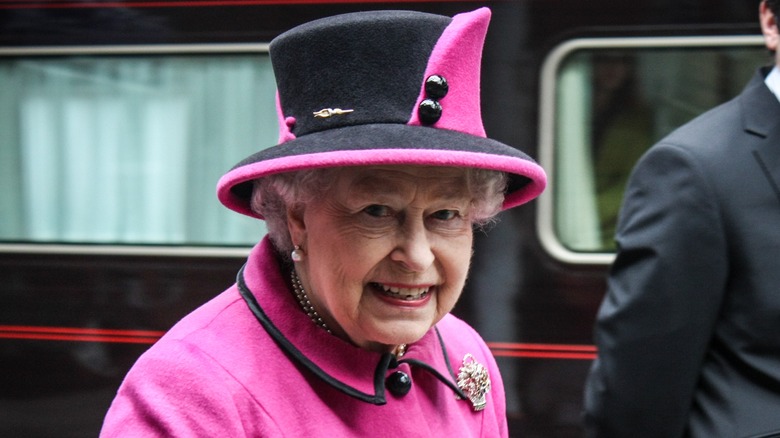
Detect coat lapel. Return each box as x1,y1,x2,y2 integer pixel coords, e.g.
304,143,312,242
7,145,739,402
742,69,780,205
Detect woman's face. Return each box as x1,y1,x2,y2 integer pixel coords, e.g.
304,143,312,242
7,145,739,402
289,166,475,353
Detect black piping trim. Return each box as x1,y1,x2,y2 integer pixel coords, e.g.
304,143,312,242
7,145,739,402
374,352,393,402
400,358,467,400
236,264,387,405
435,326,459,381
396,326,468,400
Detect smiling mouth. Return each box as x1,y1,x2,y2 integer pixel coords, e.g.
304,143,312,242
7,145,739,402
371,283,431,301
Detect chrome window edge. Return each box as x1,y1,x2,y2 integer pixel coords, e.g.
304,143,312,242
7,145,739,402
536,35,765,266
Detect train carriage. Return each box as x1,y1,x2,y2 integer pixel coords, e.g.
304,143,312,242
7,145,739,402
0,1,766,436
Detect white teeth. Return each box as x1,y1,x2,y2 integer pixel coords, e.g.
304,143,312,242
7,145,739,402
377,283,430,300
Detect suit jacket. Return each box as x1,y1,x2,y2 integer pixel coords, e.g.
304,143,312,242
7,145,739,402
584,67,780,438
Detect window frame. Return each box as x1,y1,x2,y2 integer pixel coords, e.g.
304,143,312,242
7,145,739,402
536,35,766,265
0,43,271,258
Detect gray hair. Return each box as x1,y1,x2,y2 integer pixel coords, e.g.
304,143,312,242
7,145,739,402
250,167,508,258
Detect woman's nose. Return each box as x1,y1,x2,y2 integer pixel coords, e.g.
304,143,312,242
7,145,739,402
390,221,435,272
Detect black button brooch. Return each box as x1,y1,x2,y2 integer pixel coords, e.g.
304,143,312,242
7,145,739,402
418,74,448,125
386,371,412,396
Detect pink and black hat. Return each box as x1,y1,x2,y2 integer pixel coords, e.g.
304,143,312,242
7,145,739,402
217,7,547,219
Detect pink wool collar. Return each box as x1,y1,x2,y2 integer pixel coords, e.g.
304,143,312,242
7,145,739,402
237,238,468,404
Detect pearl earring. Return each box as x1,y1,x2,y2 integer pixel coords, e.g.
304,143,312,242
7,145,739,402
291,245,304,262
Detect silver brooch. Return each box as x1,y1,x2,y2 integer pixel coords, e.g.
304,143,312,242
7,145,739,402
313,108,354,118
457,353,491,411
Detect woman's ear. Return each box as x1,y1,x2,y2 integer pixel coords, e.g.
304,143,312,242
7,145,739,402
287,204,306,247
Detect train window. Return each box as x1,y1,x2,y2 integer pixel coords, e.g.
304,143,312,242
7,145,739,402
537,36,767,264
0,46,276,249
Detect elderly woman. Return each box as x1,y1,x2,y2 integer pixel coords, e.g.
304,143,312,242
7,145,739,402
101,7,545,437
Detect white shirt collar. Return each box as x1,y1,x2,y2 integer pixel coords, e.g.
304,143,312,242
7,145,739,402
764,66,780,103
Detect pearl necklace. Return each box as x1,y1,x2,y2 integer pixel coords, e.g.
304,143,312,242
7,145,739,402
291,270,331,334
290,270,407,357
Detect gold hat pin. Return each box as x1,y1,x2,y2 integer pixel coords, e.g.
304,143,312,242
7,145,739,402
313,108,354,118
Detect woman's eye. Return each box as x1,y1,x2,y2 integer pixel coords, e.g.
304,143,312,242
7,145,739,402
363,204,391,217
431,209,458,221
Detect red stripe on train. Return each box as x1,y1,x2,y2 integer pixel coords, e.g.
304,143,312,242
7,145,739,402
0,325,598,359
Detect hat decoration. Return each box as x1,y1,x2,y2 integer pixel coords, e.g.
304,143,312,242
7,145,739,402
217,7,547,219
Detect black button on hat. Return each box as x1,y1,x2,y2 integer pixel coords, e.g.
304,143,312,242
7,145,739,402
386,371,412,396
418,99,443,125
424,75,449,99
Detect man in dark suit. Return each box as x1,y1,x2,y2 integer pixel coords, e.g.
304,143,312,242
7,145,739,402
584,1,780,436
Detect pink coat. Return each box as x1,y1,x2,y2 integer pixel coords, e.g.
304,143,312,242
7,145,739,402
101,237,508,437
